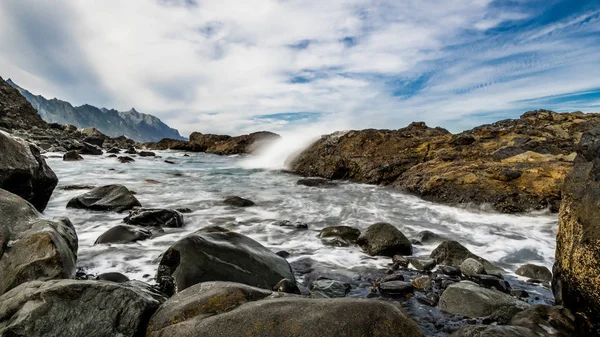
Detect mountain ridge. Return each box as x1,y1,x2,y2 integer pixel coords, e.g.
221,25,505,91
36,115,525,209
6,79,184,142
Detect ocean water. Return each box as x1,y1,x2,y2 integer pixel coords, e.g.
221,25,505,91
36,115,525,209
43,150,557,284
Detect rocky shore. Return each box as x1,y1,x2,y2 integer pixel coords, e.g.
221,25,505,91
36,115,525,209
2,73,600,336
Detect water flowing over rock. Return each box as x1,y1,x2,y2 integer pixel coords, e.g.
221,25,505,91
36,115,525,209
553,126,600,335
67,185,141,212
290,111,600,213
156,226,295,292
0,189,77,295
0,279,166,337
0,130,58,212
146,281,425,337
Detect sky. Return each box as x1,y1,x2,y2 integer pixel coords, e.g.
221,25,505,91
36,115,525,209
0,0,599,137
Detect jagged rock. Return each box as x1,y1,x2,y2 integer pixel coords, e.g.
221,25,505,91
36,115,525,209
0,130,58,211
431,240,504,275
0,279,166,337
0,189,78,295
67,185,141,212
123,208,184,228
516,264,552,282
356,222,412,256
412,276,431,290
274,220,308,229
63,150,83,161
107,147,121,154
156,226,295,292
223,196,255,207
95,225,152,244
146,281,425,337
78,142,103,155
0,77,48,130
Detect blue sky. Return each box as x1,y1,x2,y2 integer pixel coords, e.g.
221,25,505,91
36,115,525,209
0,0,599,136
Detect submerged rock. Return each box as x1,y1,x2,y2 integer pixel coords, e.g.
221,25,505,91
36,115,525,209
318,225,361,242
0,279,166,337
95,225,152,244
118,156,135,163
146,281,425,337
123,208,184,228
0,130,58,211
67,184,141,212
431,240,504,275
0,189,78,294
223,195,255,207
138,151,156,157
297,178,337,188
516,264,552,282
356,222,412,256
63,150,83,161
156,226,295,292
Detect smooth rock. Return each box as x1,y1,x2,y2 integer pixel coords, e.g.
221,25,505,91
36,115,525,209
67,184,141,212
79,142,103,155
409,258,436,271
516,264,552,282
95,225,152,244
272,278,300,294
309,279,350,298
223,196,255,207
461,258,485,276
412,276,431,290
63,150,83,161
138,151,156,157
123,208,184,228
431,240,504,275
379,281,414,296
416,230,447,243
96,272,130,283
318,225,361,242
118,156,135,163
296,178,337,188
356,222,412,256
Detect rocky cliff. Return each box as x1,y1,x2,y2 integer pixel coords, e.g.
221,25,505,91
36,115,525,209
553,126,600,335
143,131,280,155
7,79,183,142
290,110,600,213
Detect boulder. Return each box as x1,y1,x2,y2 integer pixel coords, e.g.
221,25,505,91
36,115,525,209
378,281,414,296
83,136,105,147
510,305,577,337
95,225,152,244
96,272,130,283
67,185,141,212
415,230,446,243
439,281,529,320
0,189,78,294
450,325,538,337
297,178,337,188
63,150,83,161
431,241,504,275
146,281,425,337
203,131,280,155
553,127,600,334
409,258,436,271
318,226,361,242
223,196,255,207
356,222,412,256
138,151,156,157
461,258,485,276
516,264,552,282
79,142,103,155
123,208,184,228
156,226,295,292
107,147,121,154
0,279,166,337
309,279,350,298
119,156,135,163
0,130,58,211
274,220,308,229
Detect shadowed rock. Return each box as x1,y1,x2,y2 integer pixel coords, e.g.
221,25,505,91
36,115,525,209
67,185,141,212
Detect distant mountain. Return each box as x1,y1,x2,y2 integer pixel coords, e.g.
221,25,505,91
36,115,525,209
7,79,184,142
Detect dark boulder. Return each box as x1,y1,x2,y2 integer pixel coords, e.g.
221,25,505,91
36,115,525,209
96,272,130,283
83,136,105,147
274,220,308,229
356,222,412,256
297,178,337,188
138,151,156,157
0,279,166,337
318,225,361,242
0,131,58,211
272,278,301,294
107,147,121,154
309,279,350,298
156,226,295,292
416,230,446,243
79,142,103,155
118,156,135,163
95,225,152,244
63,150,84,161
146,281,425,337
516,264,552,282
223,196,255,207
431,240,504,275
67,185,141,212
123,208,184,228
0,189,78,294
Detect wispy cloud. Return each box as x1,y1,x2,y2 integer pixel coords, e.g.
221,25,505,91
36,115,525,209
0,0,598,136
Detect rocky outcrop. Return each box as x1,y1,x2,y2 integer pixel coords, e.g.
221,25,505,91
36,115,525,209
0,76,47,130
67,185,141,212
146,281,425,337
290,111,600,212
0,189,77,295
156,226,295,292
0,130,58,211
0,279,166,337
553,126,600,335
143,131,280,155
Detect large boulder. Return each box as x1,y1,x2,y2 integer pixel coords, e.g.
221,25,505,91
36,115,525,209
516,264,552,282
67,185,141,212
123,208,184,228
0,77,48,130
439,281,529,320
146,281,425,337
95,225,152,244
0,130,58,212
431,240,504,275
356,222,412,256
156,226,295,292
0,189,77,295
553,127,600,334
0,279,166,337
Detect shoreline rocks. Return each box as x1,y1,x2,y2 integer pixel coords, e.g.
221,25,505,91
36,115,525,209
67,185,141,212
356,222,412,256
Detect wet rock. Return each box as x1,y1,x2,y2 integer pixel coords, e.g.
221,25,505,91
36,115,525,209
511,289,529,298
123,208,184,228
416,230,447,243
107,147,121,154
118,155,135,163
272,278,300,294
95,225,152,244
83,136,105,147
0,131,58,211
63,150,83,161
472,274,511,294
450,325,538,337
96,272,130,283
0,279,166,337
275,250,290,258
108,154,117,158
431,240,504,275
164,160,175,164
58,184,96,190
0,189,78,294
356,222,412,256
393,255,410,267
516,264,552,282
409,258,436,271
274,220,308,229
79,142,103,155
125,147,137,154
461,258,485,276
412,276,431,290
156,226,295,292
146,281,425,337
441,265,462,277
379,281,414,296
223,195,255,207
201,131,281,155
439,281,529,320
67,184,141,212
510,305,577,337
318,225,361,242
416,293,439,306
321,237,351,247
138,151,156,157
297,178,337,188
309,279,350,298
175,207,192,213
